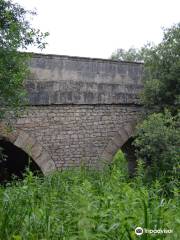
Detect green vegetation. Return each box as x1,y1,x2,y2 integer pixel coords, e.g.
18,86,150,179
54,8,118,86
0,0,48,162
0,152,179,240
111,23,180,112
0,0,48,120
133,23,180,188
141,23,180,112
0,1,179,238
111,47,145,62
134,110,180,193
112,23,180,187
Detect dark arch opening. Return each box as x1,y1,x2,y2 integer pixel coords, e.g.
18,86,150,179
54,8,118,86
113,137,137,176
0,138,43,184
121,138,137,176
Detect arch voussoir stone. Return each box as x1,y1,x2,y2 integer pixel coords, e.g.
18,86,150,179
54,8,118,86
31,143,43,160
0,123,56,175
100,121,136,166
14,131,36,152
104,140,119,155
124,121,137,137
43,160,57,173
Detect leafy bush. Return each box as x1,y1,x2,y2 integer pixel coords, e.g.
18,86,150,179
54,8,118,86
0,154,179,239
134,110,180,190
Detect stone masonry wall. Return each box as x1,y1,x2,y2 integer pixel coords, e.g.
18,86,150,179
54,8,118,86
1,54,143,172
13,104,141,169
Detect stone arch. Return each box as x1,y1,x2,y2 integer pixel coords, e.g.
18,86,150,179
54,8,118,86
0,123,56,175
100,121,137,165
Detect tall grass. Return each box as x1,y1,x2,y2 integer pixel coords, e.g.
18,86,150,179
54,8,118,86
0,151,179,239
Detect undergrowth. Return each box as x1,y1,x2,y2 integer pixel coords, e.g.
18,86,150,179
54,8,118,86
0,151,179,239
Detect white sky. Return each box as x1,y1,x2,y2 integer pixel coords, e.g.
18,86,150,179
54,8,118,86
15,0,180,59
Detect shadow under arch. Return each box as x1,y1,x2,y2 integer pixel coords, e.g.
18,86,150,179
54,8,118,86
0,138,43,183
100,121,137,173
121,137,136,175
0,123,56,176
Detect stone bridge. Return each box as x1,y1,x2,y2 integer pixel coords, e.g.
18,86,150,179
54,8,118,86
0,54,143,177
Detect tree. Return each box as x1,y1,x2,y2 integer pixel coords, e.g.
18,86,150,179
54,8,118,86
141,23,180,112
134,24,180,188
112,24,180,188
111,47,144,62
0,0,48,119
112,23,180,112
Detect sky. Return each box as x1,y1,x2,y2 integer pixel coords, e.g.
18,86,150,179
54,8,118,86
15,0,180,59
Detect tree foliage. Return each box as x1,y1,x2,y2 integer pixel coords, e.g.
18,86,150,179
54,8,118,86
142,23,180,111
134,110,180,184
111,43,154,63
112,24,180,186
0,0,48,119
111,47,144,62
137,24,180,186
112,23,180,111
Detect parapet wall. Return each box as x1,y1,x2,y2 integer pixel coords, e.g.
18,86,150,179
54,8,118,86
26,54,143,105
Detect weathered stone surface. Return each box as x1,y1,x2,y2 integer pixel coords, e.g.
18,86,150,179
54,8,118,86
0,123,18,143
14,131,30,149
12,105,141,169
105,141,119,155
111,133,125,148
124,122,136,137
42,160,56,174
31,143,43,159
0,54,143,173
36,151,56,174
26,54,143,105
118,128,129,143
